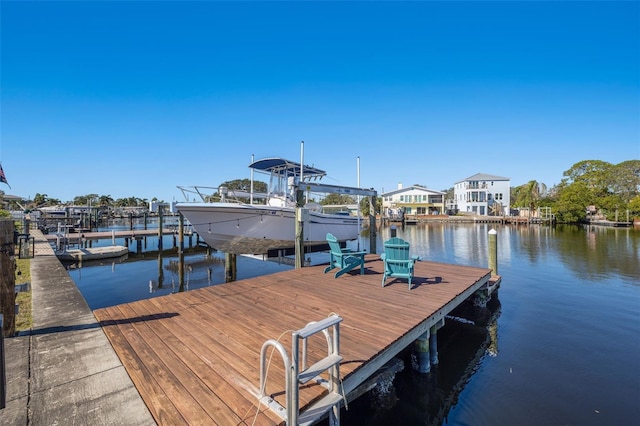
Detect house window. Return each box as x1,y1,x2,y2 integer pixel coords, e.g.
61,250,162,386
400,195,404,202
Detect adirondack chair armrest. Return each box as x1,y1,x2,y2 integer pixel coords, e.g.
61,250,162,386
411,255,422,261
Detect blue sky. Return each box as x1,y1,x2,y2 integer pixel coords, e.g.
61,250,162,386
1,1,638,203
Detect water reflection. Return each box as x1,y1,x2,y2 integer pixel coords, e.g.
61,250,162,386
375,223,639,285
342,297,502,426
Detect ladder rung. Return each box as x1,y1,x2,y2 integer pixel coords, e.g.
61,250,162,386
298,354,342,384
298,392,344,426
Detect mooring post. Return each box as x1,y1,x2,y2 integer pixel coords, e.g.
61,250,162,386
369,195,377,254
178,250,185,292
178,213,185,253
157,253,164,288
157,205,163,252
225,253,237,282
488,228,498,276
413,330,431,373
295,208,308,269
390,225,397,238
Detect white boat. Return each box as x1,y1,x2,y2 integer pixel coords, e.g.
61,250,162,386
175,157,367,255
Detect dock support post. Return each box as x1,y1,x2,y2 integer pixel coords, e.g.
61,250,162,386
412,330,431,373
225,253,237,282
429,324,439,366
136,238,142,255
488,228,497,276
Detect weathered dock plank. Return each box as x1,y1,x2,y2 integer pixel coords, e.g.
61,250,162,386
94,255,491,425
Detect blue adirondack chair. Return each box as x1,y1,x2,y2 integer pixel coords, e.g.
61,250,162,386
381,237,421,289
324,233,366,278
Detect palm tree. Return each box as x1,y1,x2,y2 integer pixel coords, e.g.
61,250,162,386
519,180,547,217
98,195,114,206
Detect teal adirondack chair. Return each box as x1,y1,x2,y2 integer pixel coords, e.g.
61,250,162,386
381,237,421,289
324,233,366,278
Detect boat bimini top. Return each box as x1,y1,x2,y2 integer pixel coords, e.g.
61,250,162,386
249,158,326,181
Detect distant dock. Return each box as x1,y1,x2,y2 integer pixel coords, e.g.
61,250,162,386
94,256,499,425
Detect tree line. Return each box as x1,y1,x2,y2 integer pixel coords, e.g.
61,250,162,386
510,160,639,222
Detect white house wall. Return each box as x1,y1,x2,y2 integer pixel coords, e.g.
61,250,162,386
453,177,511,215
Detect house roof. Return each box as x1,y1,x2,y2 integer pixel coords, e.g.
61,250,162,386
381,185,445,197
457,173,510,184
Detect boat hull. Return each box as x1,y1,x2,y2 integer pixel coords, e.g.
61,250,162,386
175,203,360,255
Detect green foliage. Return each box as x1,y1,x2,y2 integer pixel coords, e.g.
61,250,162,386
512,180,548,211
0,209,11,218
206,179,269,202
553,159,640,222
32,193,61,207
610,160,640,203
628,195,640,216
553,181,593,223
219,179,268,193
320,193,356,206
359,196,382,216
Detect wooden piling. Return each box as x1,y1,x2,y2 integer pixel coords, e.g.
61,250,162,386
157,205,163,252
413,330,431,373
488,228,498,276
178,214,185,253
295,208,307,269
225,253,236,282
369,195,377,254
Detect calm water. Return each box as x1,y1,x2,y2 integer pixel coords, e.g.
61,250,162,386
67,221,640,425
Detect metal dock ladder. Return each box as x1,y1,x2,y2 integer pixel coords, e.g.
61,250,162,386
259,314,344,426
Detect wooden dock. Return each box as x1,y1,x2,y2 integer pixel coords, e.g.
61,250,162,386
93,256,493,425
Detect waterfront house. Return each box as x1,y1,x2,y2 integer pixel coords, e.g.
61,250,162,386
453,173,511,216
381,184,446,217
